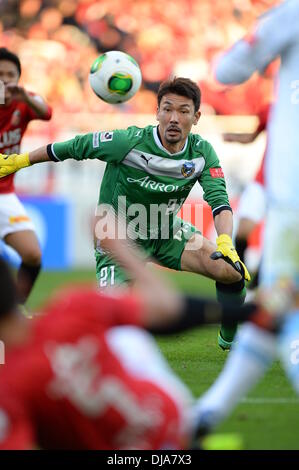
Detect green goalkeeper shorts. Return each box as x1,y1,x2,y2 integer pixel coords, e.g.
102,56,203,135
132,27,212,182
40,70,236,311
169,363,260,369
95,217,199,288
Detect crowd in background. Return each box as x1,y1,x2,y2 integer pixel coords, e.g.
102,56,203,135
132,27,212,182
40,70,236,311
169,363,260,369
0,0,278,115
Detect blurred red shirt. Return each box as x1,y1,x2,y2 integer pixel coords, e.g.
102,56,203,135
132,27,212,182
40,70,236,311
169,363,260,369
200,76,272,187
0,288,187,450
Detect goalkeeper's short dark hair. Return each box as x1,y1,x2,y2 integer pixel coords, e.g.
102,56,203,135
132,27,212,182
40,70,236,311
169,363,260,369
157,77,201,112
0,258,18,319
0,48,21,76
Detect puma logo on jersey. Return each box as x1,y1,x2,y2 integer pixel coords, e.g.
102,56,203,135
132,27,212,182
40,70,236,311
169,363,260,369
140,154,152,165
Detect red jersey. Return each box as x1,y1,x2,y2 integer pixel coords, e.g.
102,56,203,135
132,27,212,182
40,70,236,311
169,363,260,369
0,289,187,450
0,94,52,194
200,76,271,188
200,74,271,116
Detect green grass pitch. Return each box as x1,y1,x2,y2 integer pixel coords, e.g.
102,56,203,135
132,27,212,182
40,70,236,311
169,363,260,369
27,268,299,450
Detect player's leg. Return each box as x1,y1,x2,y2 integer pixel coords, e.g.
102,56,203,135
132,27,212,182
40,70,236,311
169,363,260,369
0,193,41,303
193,322,276,436
279,307,299,394
154,218,245,349
155,218,241,282
5,230,41,303
181,231,246,350
217,182,266,346
178,221,245,348
236,182,266,245
180,233,242,283
264,208,299,394
235,181,266,291
194,206,298,437
235,218,256,262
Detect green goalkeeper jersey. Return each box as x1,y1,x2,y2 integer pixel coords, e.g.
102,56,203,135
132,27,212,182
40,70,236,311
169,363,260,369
48,125,231,238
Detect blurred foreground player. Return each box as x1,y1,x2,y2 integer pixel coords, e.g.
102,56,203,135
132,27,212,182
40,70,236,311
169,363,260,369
194,0,299,436
0,48,52,303
0,216,258,450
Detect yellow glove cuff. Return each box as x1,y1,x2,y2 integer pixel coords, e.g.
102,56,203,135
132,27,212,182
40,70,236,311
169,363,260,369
216,234,233,246
16,152,31,170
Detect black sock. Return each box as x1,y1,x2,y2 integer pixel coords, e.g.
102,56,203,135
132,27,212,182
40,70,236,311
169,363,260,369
17,262,41,304
147,295,255,336
235,236,248,263
216,279,246,343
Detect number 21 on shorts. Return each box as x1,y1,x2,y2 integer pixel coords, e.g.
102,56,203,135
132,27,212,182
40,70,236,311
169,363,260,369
99,266,115,287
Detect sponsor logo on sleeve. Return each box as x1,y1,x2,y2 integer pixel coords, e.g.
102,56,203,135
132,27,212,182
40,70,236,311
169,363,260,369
92,132,99,148
100,131,114,142
209,167,224,178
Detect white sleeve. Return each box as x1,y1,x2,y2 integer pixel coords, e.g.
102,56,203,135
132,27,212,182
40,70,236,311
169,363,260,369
216,0,299,84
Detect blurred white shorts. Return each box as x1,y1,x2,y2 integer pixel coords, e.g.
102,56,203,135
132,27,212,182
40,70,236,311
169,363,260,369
238,181,266,223
106,326,194,438
0,193,34,239
260,207,299,289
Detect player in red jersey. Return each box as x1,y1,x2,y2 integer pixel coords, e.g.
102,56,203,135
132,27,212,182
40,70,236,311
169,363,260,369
0,220,258,450
0,48,52,303
0,283,192,450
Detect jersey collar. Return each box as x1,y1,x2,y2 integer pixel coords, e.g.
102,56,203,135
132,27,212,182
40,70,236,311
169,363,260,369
153,126,189,156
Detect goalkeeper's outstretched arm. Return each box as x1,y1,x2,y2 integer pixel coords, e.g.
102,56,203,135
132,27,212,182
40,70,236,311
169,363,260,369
0,129,133,177
29,146,51,164
0,146,51,178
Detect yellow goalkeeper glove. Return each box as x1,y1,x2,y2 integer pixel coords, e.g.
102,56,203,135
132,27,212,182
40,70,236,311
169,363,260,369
210,234,251,282
0,152,31,177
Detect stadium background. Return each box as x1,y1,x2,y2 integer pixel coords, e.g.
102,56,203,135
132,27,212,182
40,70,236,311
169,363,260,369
2,0,297,450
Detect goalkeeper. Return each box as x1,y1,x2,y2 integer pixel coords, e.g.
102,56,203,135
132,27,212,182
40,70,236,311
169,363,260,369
0,77,250,350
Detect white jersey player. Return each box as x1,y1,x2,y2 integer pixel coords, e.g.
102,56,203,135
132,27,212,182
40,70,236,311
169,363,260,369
195,0,299,436
216,0,299,203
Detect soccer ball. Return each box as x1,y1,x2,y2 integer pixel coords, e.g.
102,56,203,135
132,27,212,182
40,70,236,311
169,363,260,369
89,51,142,104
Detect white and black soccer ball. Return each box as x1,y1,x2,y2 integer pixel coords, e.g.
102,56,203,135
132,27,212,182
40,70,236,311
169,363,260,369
89,50,142,104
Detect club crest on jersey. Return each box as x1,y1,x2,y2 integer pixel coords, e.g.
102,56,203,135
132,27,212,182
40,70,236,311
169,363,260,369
100,131,114,142
181,161,195,178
